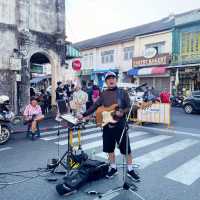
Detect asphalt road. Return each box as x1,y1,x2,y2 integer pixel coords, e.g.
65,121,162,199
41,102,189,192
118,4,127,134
0,109,200,200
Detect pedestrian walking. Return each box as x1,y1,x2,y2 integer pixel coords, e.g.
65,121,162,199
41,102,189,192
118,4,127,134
70,83,88,116
86,81,94,109
160,88,170,103
56,81,64,101
92,85,100,103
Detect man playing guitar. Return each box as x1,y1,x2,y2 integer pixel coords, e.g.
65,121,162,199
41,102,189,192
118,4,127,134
78,72,140,181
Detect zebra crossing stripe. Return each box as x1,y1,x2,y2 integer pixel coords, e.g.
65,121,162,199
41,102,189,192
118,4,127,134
41,127,101,141
0,147,12,152
81,131,150,151
56,131,148,146
41,129,66,137
85,124,97,129
55,132,102,145
81,127,101,133
165,154,200,185
97,135,172,159
135,139,199,169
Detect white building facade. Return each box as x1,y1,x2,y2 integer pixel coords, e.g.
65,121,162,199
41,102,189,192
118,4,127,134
70,16,175,91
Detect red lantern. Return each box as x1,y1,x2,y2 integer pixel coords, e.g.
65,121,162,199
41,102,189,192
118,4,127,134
72,60,81,71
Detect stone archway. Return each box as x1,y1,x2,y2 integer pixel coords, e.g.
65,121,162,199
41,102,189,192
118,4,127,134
19,49,60,112
29,50,59,105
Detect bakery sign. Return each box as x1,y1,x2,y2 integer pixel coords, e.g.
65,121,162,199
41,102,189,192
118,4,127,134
132,53,170,67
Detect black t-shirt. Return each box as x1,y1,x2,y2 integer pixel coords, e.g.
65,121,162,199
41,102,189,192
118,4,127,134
56,87,64,100
83,87,130,117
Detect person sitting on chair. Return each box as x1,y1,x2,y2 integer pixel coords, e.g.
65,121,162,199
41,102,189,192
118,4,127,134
23,97,44,139
78,72,140,181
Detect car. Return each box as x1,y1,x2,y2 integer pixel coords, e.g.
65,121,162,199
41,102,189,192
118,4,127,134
183,91,200,114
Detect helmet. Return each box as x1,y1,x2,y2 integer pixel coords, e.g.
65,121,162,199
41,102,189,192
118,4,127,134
0,95,10,104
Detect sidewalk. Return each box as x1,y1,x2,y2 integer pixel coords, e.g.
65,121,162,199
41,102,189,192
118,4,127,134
13,112,67,134
13,107,200,135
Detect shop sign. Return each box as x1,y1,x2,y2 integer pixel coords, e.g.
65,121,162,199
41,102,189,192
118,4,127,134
72,60,82,71
144,48,157,59
31,64,43,74
132,53,170,67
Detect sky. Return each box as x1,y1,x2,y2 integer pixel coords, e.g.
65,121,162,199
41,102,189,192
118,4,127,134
66,0,200,43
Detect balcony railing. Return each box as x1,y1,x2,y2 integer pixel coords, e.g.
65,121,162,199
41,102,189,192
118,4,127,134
171,53,200,65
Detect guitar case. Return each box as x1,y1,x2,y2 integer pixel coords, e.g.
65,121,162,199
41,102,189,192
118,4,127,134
56,159,109,196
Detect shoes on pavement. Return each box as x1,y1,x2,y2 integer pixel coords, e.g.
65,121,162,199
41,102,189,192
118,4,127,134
127,170,140,182
106,168,118,179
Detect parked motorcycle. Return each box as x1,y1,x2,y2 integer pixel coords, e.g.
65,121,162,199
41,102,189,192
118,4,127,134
170,95,185,107
0,95,15,144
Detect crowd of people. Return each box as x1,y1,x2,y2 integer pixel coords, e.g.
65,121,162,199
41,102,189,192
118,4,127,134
55,80,101,115
24,77,171,140
142,86,170,104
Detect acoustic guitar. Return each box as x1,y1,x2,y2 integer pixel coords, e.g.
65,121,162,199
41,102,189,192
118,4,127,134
96,104,121,127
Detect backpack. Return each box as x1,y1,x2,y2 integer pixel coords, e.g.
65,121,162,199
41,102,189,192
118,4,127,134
56,159,109,196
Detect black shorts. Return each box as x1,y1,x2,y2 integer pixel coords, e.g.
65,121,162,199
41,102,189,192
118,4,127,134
102,121,131,155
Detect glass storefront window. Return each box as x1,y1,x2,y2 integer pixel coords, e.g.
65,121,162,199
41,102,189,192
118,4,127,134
181,32,200,57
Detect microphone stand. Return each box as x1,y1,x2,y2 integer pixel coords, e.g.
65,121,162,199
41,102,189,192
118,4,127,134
98,100,146,200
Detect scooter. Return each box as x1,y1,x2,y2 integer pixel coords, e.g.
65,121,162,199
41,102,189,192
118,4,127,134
170,95,184,107
0,95,15,144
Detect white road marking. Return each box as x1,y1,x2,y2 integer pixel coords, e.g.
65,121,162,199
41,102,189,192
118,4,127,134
135,139,199,169
85,124,96,128
165,154,200,185
0,147,12,152
81,127,101,133
81,131,150,151
41,129,66,137
55,132,102,145
97,135,172,159
131,125,200,138
41,127,101,141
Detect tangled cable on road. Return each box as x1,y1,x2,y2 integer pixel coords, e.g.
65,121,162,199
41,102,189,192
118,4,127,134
0,167,52,188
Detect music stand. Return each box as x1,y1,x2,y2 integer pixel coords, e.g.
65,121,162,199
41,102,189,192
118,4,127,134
51,100,85,173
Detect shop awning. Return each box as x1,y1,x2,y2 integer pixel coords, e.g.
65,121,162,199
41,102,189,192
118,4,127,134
30,75,51,84
66,45,81,59
128,67,167,76
81,69,93,75
127,68,139,76
93,68,118,74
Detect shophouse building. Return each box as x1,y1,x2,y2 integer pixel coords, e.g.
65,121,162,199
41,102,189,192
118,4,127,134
170,9,200,95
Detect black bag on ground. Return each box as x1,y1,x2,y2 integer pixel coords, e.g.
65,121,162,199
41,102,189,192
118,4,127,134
56,169,88,196
82,159,109,181
56,159,109,196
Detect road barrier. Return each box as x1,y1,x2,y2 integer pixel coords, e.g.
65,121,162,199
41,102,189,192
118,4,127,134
132,103,171,127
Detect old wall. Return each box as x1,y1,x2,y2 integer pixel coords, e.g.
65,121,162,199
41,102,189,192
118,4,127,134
0,0,66,112
16,0,65,34
0,0,16,25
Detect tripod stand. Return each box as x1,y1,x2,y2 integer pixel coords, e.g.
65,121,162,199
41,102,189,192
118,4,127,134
51,121,87,173
98,101,146,200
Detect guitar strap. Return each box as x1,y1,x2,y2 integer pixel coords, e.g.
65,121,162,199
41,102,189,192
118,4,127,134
117,89,129,131
117,88,125,109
